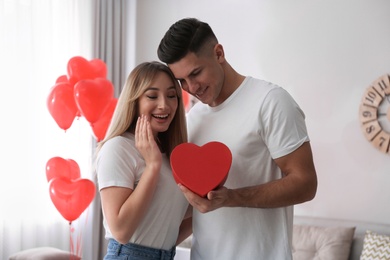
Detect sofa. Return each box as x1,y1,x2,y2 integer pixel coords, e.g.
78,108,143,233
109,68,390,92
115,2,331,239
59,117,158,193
8,247,81,260
176,215,390,260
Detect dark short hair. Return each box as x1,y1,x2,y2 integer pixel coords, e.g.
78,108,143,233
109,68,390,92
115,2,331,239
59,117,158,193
157,18,218,64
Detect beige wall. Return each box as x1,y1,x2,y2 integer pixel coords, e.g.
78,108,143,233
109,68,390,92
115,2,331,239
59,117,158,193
130,0,390,225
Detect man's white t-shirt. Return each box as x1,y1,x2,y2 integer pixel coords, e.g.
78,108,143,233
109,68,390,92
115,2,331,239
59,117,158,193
187,77,309,260
96,132,188,250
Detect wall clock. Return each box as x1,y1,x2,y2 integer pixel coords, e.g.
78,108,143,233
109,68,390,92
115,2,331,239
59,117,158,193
359,74,390,154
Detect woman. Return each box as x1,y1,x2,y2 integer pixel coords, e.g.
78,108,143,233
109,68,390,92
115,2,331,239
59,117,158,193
96,61,191,260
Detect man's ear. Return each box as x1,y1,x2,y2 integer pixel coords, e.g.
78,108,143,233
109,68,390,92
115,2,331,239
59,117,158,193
214,43,225,61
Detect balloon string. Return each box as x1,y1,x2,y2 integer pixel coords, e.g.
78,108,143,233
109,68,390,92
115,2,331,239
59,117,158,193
69,221,75,259
77,206,90,257
70,208,90,259
68,202,92,259
77,228,82,257
69,220,82,260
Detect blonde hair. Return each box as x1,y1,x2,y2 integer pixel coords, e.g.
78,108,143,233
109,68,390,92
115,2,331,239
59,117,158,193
95,61,187,158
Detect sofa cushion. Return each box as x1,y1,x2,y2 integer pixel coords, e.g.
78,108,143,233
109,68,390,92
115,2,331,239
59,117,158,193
293,224,355,260
293,215,390,260
360,230,390,260
8,247,81,260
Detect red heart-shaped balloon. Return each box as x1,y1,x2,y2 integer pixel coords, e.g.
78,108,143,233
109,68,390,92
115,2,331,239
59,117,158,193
91,98,118,141
170,142,232,197
67,56,107,85
46,82,78,130
55,74,69,83
46,157,81,182
49,178,96,222
74,78,114,124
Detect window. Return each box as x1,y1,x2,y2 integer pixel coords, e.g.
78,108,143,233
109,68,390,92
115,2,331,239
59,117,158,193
0,0,94,257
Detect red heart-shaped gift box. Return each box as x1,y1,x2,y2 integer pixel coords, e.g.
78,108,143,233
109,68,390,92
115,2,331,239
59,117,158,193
170,141,232,197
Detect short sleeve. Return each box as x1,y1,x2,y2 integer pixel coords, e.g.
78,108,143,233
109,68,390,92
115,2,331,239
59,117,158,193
96,135,141,190
260,87,309,159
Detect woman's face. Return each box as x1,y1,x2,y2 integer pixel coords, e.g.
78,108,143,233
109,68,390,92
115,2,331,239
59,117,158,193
138,71,179,137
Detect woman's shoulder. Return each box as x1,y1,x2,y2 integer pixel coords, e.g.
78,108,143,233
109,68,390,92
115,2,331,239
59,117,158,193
102,132,135,152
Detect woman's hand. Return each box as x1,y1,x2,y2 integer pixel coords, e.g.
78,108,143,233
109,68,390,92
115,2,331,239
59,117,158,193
135,115,162,169
101,115,163,243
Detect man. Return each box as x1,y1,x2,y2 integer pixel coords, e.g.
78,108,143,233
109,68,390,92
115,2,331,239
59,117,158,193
158,18,317,260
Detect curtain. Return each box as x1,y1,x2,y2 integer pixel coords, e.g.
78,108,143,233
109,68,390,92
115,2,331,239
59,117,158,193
85,0,135,258
0,0,94,259
94,0,130,96
0,0,135,258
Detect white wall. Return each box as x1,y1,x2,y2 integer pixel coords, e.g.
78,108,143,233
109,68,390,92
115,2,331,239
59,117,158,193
132,0,390,225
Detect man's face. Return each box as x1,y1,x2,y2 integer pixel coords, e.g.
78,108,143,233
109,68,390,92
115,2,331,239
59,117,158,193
168,51,225,107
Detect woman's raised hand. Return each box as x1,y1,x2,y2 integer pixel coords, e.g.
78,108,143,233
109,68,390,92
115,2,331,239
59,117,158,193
135,115,162,169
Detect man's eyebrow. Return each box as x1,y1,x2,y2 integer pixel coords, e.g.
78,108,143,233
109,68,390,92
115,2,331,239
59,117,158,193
188,67,200,76
176,67,201,81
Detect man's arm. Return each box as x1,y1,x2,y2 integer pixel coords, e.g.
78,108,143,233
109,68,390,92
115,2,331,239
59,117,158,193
179,141,317,213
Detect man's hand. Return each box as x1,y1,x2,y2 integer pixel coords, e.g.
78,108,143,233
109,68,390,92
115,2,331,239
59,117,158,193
179,184,231,213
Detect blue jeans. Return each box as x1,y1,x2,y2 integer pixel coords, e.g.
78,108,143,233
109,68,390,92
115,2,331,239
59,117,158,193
104,239,176,260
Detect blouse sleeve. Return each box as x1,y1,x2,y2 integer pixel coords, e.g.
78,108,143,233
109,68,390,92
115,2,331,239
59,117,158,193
96,135,140,191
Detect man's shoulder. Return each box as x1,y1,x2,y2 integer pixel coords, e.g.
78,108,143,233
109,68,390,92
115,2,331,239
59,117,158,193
244,76,280,90
238,76,285,101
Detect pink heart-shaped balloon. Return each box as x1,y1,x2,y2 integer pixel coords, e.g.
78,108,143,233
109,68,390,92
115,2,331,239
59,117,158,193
49,178,95,222
170,142,232,197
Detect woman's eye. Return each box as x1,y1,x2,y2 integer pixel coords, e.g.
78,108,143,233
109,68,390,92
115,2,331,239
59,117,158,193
146,95,157,99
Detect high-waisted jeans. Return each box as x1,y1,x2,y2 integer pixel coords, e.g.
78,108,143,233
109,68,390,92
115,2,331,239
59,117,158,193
104,239,176,260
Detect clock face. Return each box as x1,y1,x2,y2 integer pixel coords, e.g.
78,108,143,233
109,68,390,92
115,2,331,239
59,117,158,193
359,74,390,154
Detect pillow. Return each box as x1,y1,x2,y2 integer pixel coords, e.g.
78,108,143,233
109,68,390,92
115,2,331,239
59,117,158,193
8,247,81,260
292,224,355,260
360,230,390,260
